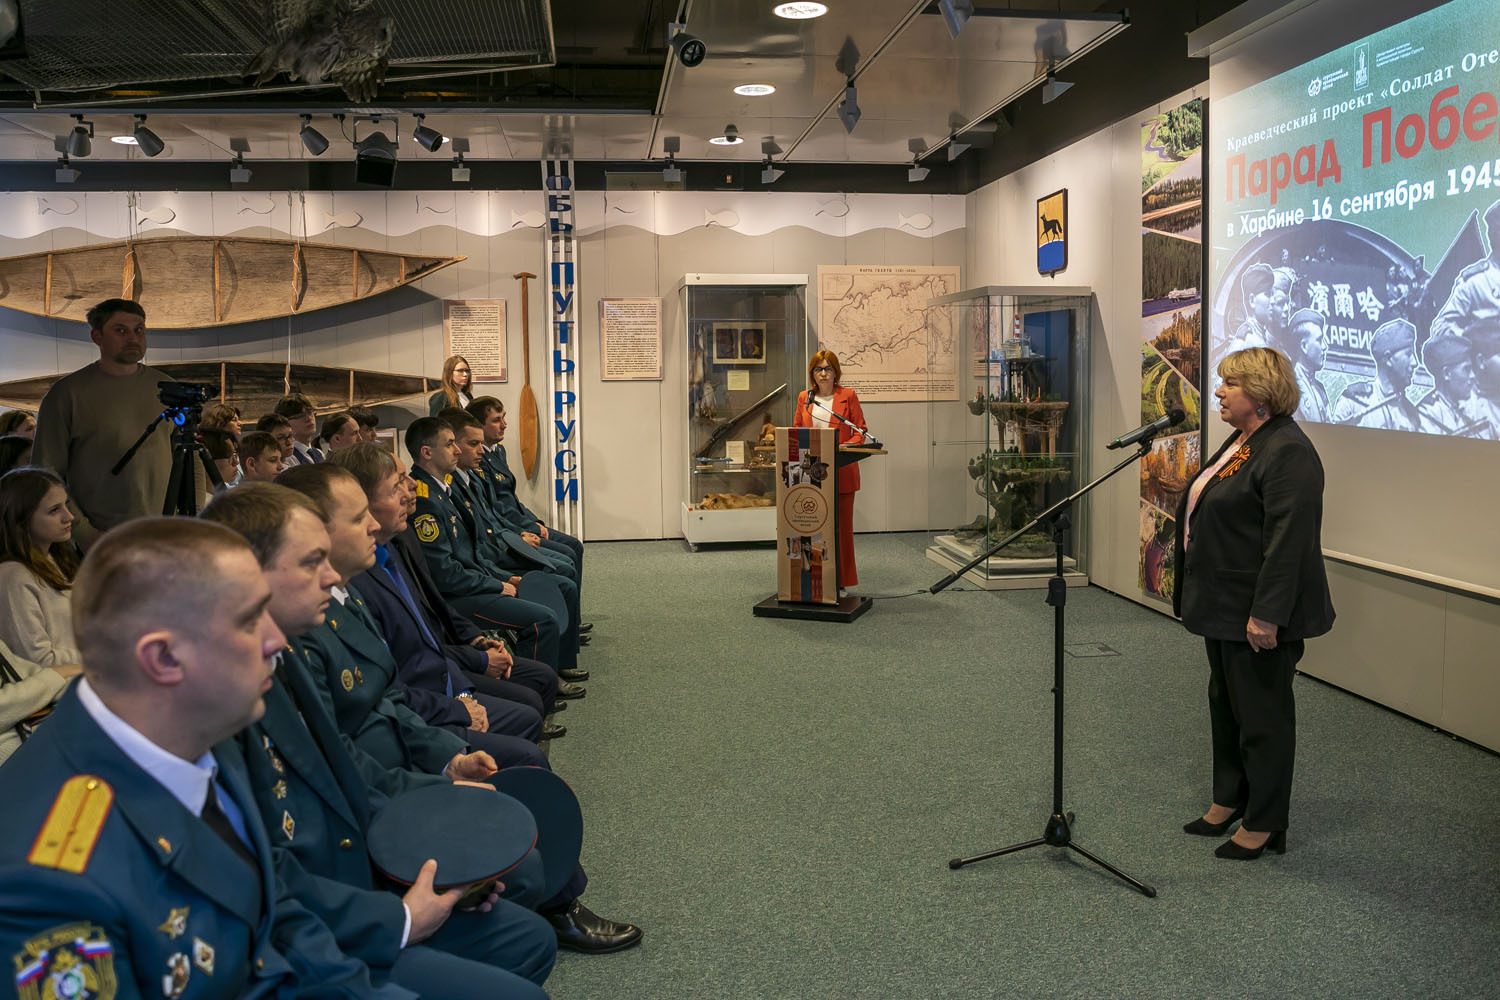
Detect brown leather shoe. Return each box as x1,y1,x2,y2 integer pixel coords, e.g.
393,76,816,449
544,900,642,953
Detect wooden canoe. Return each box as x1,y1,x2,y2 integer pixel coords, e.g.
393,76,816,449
0,236,465,329
0,360,433,419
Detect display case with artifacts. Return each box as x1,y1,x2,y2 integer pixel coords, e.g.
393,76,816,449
681,274,808,548
924,287,1093,588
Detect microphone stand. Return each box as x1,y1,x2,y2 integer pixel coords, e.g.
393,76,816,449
807,395,880,447
931,438,1158,898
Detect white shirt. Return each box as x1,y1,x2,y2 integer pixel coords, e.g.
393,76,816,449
812,394,836,428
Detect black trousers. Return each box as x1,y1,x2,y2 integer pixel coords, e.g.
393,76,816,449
1205,636,1303,832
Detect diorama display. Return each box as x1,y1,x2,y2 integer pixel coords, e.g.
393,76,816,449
0,237,464,328
925,286,1092,589
680,274,808,548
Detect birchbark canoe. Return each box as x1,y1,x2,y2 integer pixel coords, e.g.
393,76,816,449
0,360,433,418
0,236,465,329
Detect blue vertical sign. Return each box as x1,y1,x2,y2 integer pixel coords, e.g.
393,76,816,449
543,161,582,535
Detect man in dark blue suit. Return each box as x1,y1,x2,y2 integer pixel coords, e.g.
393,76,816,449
199,485,560,997
0,518,411,1000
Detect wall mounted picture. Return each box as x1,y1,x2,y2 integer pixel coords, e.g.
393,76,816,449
712,321,767,365
1037,188,1068,276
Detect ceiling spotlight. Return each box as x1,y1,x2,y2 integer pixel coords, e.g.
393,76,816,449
450,137,471,182
133,115,164,157
55,156,79,184
908,165,930,183
353,119,398,187
300,115,329,156
773,2,827,18
662,135,684,183
66,115,92,157
229,153,251,184
938,0,973,38
412,114,444,152
1041,65,1074,104
709,124,743,146
734,83,775,97
837,84,860,133
947,141,970,161
669,23,707,68
760,158,784,185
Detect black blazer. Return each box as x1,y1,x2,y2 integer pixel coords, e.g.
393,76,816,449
1173,415,1335,642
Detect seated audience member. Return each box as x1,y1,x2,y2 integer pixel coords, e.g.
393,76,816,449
239,429,287,483
201,402,243,439
276,393,323,465
275,463,554,767
200,427,241,492
466,397,586,598
255,412,298,464
201,485,641,955
199,485,560,998
405,418,581,676
0,435,32,476
349,404,381,443
0,634,78,766
0,469,83,667
320,411,362,454
327,444,569,724
0,410,35,438
0,516,411,1000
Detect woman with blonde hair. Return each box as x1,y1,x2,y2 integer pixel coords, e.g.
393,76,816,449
1174,346,1334,860
429,355,474,414
0,468,83,668
793,349,868,596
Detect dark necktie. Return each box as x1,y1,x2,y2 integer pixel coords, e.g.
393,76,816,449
201,784,259,873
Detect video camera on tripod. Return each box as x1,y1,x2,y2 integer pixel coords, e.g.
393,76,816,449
111,380,225,516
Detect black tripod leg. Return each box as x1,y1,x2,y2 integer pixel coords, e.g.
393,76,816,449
949,837,1047,869
1064,841,1157,897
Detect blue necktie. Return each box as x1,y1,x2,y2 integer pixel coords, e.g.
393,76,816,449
381,550,452,694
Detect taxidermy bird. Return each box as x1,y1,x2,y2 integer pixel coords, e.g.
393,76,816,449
244,0,396,103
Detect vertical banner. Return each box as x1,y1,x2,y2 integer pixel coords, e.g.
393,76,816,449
1037,189,1069,276
775,427,838,605
543,159,582,538
1139,97,1206,605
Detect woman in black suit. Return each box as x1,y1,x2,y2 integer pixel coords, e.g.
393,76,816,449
1174,347,1335,860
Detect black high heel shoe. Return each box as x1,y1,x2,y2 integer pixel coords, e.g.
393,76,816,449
1214,830,1287,860
1183,806,1244,837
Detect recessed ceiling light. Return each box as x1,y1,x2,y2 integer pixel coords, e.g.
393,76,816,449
774,2,827,19
734,84,776,96
110,135,138,145
709,135,744,146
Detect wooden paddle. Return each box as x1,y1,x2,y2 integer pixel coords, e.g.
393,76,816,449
513,271,539,479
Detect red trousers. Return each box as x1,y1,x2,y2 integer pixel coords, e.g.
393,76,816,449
837,491,857,588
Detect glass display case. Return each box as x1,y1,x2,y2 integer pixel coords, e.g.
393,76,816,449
925,286,1092,588
680,274,809,549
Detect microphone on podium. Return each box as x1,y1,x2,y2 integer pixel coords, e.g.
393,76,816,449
1107,409,1185,450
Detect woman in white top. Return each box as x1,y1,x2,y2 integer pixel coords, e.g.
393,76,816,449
0,467,83,668
0,636,78,766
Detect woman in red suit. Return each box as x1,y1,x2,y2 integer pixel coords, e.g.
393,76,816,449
793,350,867,595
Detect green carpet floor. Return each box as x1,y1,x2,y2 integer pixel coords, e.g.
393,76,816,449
545,534,1500,999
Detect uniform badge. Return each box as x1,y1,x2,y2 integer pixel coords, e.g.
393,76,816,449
191,940,214,976
353,667,365,685
414,481,429,499
329,617,339,630
414,514,440,543
340,669,354,691
157,908,188,940
281,811,295,841
271,781,287,800
266,746,284,775
162,953,189,999
29,776,112,875
13,923,117,1000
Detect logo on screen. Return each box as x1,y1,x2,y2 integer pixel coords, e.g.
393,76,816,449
1354,43,1369,90
1306,76,1322,98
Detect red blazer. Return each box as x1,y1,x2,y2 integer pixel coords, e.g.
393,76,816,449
793,385,867,493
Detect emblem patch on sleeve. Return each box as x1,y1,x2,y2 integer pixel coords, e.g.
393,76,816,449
29,776,112,874
13,923,118,1000
414,514,440,543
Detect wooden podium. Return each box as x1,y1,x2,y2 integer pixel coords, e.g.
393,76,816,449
753,426,886,623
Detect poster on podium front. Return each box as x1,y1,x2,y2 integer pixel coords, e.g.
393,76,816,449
775,426,838,605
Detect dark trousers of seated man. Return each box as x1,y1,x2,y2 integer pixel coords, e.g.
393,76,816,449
440,690,547,770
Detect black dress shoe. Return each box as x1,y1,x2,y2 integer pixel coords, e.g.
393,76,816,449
578,634,592,647
579,622,593,634
558,667,589,682
550,700,566,712
1215,830,1286,860
541,721,566,740
544,900,642,954
557,682,586,700
1183,806,1245,837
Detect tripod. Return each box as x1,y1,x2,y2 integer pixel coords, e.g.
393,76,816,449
112,405,223,517
931,442,1157,898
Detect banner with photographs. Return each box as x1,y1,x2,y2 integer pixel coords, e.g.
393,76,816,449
1140,97,1205,605
1210,0,1500,440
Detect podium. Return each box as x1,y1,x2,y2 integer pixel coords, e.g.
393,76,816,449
753,426,886,623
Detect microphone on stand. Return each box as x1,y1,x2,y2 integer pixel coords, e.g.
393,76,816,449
1106,409,1186,450
809,397,880,447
